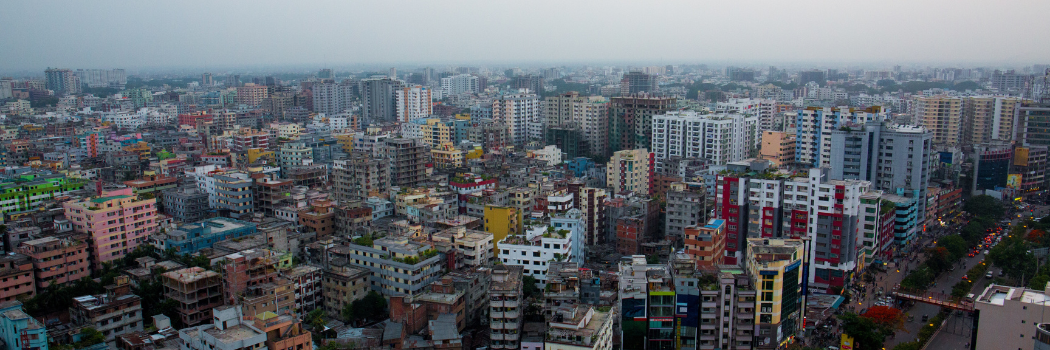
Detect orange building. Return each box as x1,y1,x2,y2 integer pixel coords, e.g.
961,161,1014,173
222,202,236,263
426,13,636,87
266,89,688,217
684,219,726,268
760,131,796,168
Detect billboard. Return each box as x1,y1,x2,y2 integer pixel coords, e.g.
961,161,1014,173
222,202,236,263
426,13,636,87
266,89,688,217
841,333,855,350
1014,147,1030,166
1008,174,1023,189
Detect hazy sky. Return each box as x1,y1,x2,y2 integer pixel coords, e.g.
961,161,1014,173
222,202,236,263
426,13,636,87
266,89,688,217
3,0,1050,72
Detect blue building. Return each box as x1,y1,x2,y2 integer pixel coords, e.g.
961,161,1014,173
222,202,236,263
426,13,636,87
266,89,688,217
164,218,257,254
565,157,595,178
0,300,48,350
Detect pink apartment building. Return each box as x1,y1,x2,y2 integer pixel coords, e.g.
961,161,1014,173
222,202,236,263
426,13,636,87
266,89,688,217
63,188,158,269
17,236,91,289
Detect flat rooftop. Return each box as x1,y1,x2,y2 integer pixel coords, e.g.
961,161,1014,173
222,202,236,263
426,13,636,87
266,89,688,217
203,324,262,343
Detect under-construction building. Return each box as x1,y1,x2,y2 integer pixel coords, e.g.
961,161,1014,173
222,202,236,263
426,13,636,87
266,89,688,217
608,94,675,155
162,267,223,327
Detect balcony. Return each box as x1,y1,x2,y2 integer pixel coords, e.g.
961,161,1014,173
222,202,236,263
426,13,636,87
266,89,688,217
491,333,505,341
490,300,504,308
491,321,505,330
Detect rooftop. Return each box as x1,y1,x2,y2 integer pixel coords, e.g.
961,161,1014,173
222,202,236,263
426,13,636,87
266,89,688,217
203,323,263,343
163,267,219,283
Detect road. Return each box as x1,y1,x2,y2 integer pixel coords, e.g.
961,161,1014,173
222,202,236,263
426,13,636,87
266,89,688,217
925,204,1050,350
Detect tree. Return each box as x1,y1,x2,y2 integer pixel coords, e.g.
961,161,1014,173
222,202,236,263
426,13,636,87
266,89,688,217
838,312,889,350
75,328,105,348
988,238,1037,281
522,275,541,300
964,195,1004,220
646,255,659,264
936,235,968,261
341,302,355,323
925,247,952,274
861,306,905,331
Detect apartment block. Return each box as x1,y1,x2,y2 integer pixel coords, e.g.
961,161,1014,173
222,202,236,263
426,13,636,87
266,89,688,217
913,95,962,146
489,265,523,350
162,267,223,327
382,138,427,187
618,255,674,350
212,172,254,219
759,131,795,168
651,111,760,164
744,239,804,350
328,237,445,297
281,265,322,316
322,259,370,316
217,250,279,304
666,182,707,242
497,213,584,285
179,307,266,350
63,187,158,269
683,219,726,268
0,253,35,302
236,83,269,106
609,95,676,154
493,89,541,145
829,121,932,244
17,237,90,290
70,276,143,348
0,301,47,350
395,85,432,123
795,106,885,168
162,218,257,254
544,306,615,350
606,149,654,195
432,227,494,269
163,187,210,223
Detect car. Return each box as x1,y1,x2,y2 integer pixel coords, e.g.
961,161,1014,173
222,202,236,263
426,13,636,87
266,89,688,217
986,271,994,278
921,314,929,322
962,275,969,280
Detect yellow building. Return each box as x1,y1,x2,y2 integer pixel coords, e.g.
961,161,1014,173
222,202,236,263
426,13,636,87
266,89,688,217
464,144,484,160
915,95,962,146
483,205,522,257
431,142,464,168
744,238,805,346
963,96,1028,145
420,118,453,148
606,149,652,195
333,133,355,153
247,148,275,164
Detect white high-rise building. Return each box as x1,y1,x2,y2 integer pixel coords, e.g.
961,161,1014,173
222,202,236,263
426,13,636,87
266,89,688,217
312,82,355,116
493,89,540,145
75,69,127,88
441,74,479,96
795,106,886,168
496,211,584,285
395,85,433,123
716,98,777,131
651,111,760,165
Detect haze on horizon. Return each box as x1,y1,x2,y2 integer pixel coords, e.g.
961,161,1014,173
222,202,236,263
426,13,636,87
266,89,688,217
3,0,1050,72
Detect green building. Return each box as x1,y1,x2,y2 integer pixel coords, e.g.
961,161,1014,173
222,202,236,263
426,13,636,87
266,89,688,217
0,174,86,215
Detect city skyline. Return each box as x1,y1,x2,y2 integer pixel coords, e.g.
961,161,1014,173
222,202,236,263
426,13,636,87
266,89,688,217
4,0,1050,72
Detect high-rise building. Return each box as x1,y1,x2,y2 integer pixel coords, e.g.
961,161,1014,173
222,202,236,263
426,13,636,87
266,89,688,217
798,70,826,85
359,77,405,123
489,265,524,350
318,68,334,79
236,83,269,106
991,70,1031,94
63,188,158,270
511,74,544,95
395,85,432,123
441,73,479,96
760,131,796,168
542,92,609,156
332,153,390,202
606,149,654,195
963,96,1026,145
618,255,672,350
45,67,81,95
492,89,541,145
829,121,932,246
76,68,127,88
619,71,657,95
795,106,885,168
312,81,355,116
200,72,213,86
572,186,607,245
651,111,760,164
1014,103,1050,146
665,181,707,242
744,238,804,350
381,138,427,187
609,95,676,154
912,95,962,147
